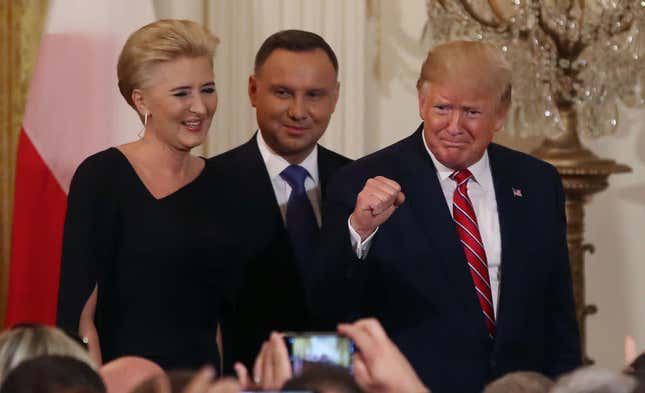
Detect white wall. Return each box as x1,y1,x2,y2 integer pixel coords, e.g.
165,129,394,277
365,0,427,152
583,104,645,368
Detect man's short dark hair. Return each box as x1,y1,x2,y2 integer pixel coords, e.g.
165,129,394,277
254,29,338,74
0,355,106,393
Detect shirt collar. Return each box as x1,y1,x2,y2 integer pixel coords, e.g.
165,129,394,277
421,131,492,189
256,130,319,185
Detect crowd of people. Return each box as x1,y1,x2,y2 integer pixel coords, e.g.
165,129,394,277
0,323,643,393
5,15,638,393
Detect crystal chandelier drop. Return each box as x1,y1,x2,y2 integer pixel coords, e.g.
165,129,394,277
425,0,644,138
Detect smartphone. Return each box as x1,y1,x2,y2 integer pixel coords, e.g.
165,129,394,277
283,332,355,374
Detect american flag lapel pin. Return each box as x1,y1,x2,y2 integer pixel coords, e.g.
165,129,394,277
512,187,523,198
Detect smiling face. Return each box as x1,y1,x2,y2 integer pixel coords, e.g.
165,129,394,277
419,81,508,170
133,56,217,151
416,41,512,170
249,48,339,164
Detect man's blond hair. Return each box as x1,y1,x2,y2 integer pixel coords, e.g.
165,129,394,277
417,40,512,110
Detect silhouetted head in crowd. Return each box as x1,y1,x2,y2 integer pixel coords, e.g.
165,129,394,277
551,366,636,393
483,371,553,393
0,324,94,384
130,370,193,393
132,369,241,393
99,356,165,393
281,363,363,393
0,355,106,393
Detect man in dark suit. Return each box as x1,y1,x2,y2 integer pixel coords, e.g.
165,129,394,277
312,41,581,393
208,30,350,372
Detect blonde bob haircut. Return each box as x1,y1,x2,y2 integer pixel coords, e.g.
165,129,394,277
417,40,512,111
117,19,219,109
0,324,95,384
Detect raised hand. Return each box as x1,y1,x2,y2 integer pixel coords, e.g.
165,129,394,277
350,176,405,240
626,335,638,366
338,318,429,393
625,335,645,367
234,332,292,391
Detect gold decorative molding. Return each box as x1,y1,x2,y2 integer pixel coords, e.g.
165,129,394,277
0,0,49,326
533,107,631,364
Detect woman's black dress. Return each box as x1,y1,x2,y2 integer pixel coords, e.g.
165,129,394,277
57,147,236,370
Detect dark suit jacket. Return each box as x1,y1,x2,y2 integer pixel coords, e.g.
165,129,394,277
207,135,351,371
311,125,581,393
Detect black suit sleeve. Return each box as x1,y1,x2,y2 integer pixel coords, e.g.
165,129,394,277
56,155,117,334
305,170,368,325
544,167,582,375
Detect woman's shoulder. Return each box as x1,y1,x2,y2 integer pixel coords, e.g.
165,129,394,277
70,147,127,190
78,146,123,167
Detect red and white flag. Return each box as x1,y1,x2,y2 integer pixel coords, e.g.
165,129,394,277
7,0,155,327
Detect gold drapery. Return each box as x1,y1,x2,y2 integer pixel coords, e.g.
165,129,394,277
0,0,49,326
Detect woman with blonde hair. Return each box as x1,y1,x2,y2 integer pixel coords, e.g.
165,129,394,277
56,19,236,370
0,324,95,384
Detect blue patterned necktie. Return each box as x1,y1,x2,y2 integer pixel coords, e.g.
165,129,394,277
280,165,319,263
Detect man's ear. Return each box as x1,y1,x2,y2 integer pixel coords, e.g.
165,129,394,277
248,75,258,107
494,86,512,132
493,102,510,133
418,89,427,120
132,89,147,117
330,81,340,112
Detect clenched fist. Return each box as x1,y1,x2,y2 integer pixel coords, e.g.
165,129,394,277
350,176,405,240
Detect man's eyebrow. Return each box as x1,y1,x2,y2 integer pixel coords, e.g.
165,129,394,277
462,105,483,110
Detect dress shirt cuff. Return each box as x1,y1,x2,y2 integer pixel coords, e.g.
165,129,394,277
348,214,378,260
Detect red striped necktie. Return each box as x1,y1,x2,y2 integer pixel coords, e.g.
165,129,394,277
450,169,496,338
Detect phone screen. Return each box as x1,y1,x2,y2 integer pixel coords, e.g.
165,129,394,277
284,333,354,374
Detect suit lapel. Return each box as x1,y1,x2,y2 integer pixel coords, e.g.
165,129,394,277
395,126,483,318
317,146,334,199
487,144,530,344
239,136,285,236
317,145,348,200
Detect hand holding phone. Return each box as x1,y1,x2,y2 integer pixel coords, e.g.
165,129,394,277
283,332,355,374
233,332,292,391
338,319,429,393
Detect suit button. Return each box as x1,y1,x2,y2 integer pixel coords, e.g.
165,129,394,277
490,359,497,368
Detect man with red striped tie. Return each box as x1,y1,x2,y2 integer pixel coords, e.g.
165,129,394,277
311,41,581,393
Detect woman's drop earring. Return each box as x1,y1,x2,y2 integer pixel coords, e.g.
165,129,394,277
138,111,149,138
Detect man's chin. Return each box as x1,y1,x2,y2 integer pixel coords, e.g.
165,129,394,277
273,140,316,162
435,152,469,170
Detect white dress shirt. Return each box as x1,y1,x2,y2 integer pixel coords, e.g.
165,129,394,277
256,131,322,227
349,132,502,314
